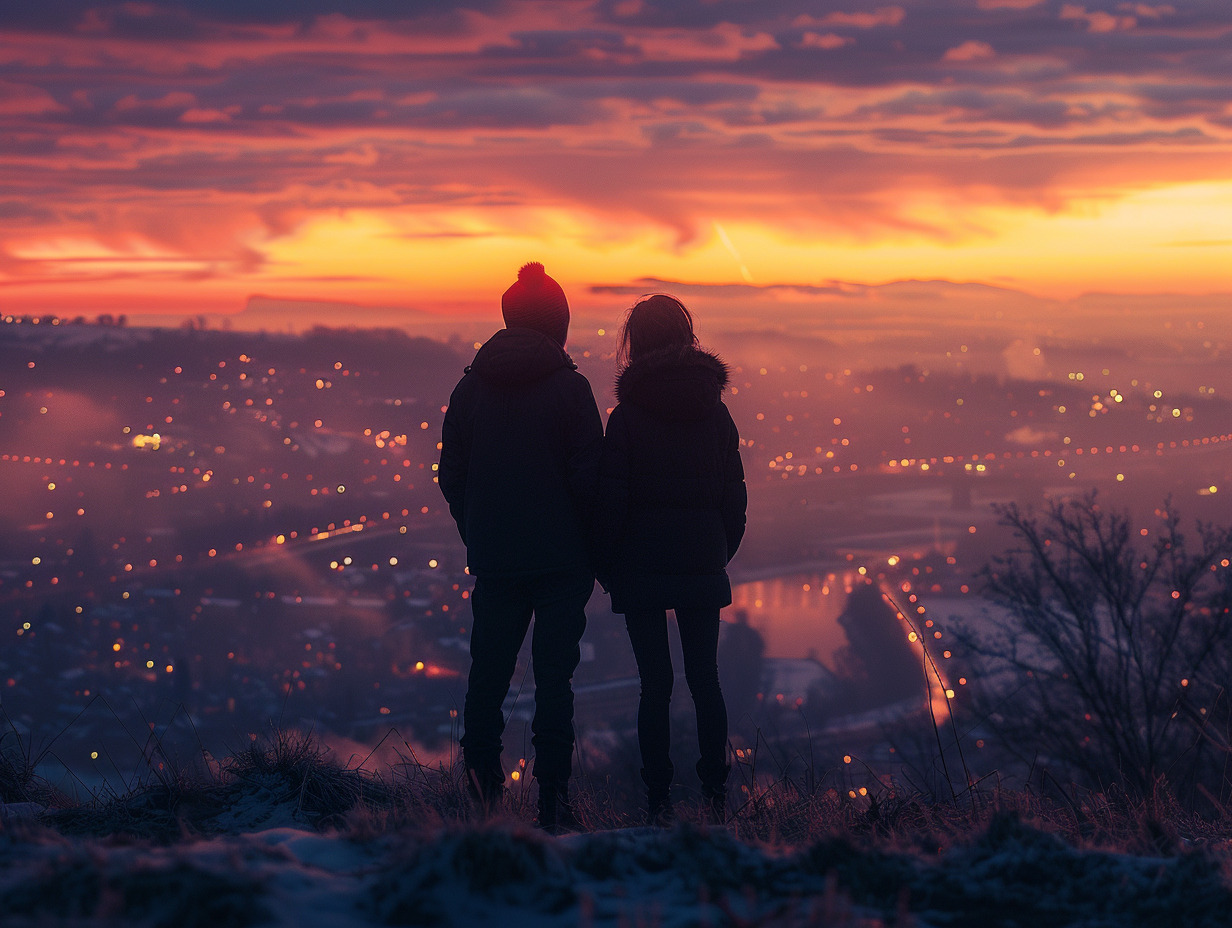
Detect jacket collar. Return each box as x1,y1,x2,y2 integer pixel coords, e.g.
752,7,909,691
468,327,576,387
615,346,729,421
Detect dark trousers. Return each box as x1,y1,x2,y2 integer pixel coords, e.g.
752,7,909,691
624,607,729,792
461,570,592,786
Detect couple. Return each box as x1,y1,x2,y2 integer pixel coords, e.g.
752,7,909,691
438,262,747,831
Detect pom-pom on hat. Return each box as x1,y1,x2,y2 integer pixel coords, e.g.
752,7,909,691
501,261,570,347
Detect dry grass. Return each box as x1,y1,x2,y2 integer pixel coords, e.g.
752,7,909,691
0,854,269,927
7,722,1232,859
6,724,1232,928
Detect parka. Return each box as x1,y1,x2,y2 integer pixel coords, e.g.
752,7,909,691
595,346,746,613
439,327,603,576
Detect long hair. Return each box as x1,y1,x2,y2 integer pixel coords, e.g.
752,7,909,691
617,294,698,367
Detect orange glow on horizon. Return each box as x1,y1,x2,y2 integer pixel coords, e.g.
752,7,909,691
1,3,1229,330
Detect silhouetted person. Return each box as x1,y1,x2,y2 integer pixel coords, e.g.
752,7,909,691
595,295,747,823
438,262,602,832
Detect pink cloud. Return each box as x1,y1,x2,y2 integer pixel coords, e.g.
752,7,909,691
943,41,996,62
1118,3,1175,18
798,32,853,51
178,107,234,123
114,91,197,112
0,80,68,116
793,7,905,30
977,0,1045,8
638,23,779,61
1061,5,1136,33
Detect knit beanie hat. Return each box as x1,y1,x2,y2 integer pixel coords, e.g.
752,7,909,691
501,262,570,347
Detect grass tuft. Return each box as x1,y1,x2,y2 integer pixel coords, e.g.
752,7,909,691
0,854,268,927
371,824,575,925
0,732,39,804
222,727,395,828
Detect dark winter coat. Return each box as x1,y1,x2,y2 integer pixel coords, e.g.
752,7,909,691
438,327,603,577
595,346,747,613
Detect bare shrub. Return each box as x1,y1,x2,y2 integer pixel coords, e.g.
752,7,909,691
962,493,1232,802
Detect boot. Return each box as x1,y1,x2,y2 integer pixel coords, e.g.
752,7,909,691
536,780,582,835
642,764,674,827
697,758,730,824
464,761,505,813
646,784,674,827
701,781,726,824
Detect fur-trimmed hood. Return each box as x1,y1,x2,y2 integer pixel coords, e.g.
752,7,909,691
615,346,730,422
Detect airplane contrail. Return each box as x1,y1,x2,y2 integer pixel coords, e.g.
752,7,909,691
712,221,754,283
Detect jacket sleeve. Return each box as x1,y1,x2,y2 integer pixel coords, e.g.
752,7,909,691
563,374,604,533
719,404,747,562
593,405,631,586
437,377,472,543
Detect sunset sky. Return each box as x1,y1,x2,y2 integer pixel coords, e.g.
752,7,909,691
2,0,1230,332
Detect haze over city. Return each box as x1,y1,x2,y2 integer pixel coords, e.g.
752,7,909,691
2,0,1230,768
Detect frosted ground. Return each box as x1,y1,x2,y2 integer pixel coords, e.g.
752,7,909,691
4,785,1232,927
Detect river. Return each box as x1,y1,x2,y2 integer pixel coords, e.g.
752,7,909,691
730,569,861,666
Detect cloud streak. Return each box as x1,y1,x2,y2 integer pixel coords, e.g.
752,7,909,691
0,0,1229,319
